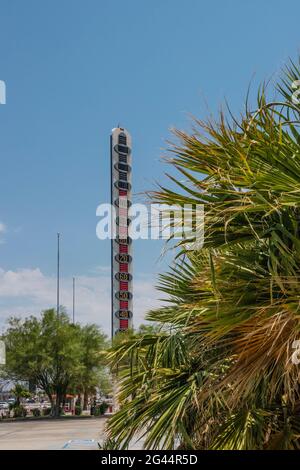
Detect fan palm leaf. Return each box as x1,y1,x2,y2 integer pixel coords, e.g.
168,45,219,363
106,58,300,450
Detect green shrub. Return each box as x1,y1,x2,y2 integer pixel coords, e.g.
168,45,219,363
75,405,82,416
43,407,52,416
32,408,41,417
99,402,109,415
93,403,108,416
13,406,27,418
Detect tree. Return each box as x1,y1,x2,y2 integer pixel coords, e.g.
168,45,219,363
1,309,108,417
106,58,300,449
74,324,110,410
11,384,30,407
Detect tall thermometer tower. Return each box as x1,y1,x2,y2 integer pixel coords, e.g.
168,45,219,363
110,127,133,337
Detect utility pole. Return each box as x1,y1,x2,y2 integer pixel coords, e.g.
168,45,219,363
72,277,75,324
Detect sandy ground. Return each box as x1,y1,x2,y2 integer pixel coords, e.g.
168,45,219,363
0,417,107,450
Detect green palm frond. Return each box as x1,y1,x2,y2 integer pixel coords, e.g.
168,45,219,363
106,58,300,450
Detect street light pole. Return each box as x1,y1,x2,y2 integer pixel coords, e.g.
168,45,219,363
0,340,5,365
57,233,60,317
72,277,75,324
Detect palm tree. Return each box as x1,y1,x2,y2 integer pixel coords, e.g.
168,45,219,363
107,58,300,450
12,384,30,407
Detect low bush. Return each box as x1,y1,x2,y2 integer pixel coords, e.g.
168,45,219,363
93,402,108,416
13,406,27,418
75,405,82,416
32,408,41,417
99,402,109,415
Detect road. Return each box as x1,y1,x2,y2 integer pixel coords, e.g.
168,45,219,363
0,417,107,450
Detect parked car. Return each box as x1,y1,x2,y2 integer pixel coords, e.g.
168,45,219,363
0,401,9,410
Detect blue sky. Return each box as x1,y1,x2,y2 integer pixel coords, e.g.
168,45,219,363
0,0,300,332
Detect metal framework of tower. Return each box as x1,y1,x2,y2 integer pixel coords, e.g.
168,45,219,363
110,127,133,338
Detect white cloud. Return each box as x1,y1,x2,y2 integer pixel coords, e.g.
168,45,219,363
0,266,162,335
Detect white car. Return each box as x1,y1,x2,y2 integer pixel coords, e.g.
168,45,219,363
0,401,9,410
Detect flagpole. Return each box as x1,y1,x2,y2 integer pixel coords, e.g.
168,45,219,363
72,277,75,324
57,233,60,317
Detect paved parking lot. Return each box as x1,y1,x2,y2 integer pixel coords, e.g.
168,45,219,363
0,417,107,450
